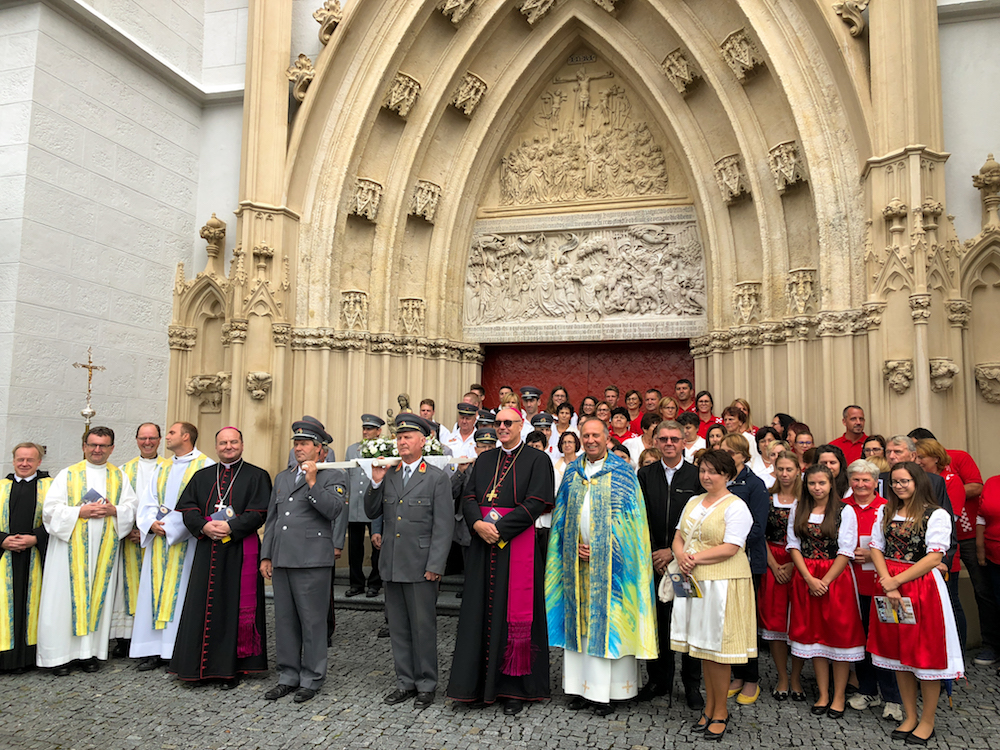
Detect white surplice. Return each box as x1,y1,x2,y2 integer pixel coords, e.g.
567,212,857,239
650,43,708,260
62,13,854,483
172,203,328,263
129,449,214,659
36,462,138,667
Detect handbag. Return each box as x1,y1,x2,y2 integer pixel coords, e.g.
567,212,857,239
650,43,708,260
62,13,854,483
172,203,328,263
657,558,682,603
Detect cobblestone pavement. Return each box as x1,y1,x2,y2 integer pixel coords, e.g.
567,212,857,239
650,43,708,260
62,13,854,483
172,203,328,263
1,603,997,750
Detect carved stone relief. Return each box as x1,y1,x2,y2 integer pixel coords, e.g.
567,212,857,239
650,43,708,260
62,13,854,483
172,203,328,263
883,360,914,395
786,269,816,315
519,0,555,25
721,29,765,83
946,299,971,328
661,49,699,96
313,1,342,45
497,66,669,206
409,180,441,223
350,178,383,221
272,323,291,347
438,0,476,24
975,363,1000,404
222,319,248,345
384,72,421,118
768,141,807,193
464,207,706,342
591,0,620,11
929,358,960,393
732,282,761,325
186,374,223,412
246,372,272,400
450,72,488,117
714,155,750,204
340,290,369,331
833,2,869,38
286,54,314,102
398,299,426,336
909,293,931,322
168,325,197,351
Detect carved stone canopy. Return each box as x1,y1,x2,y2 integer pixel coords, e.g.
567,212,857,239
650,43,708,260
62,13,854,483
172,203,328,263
732,282,761,325
768,141,807,193
661,49,700,96
720,29,765,83
438,0,477,25
975,363,1000,404
384,72,421,118
714,154,750,204
350,178,383,222
409,180,442,223
519,0,555,25
450,72,488,117
340,290,369,331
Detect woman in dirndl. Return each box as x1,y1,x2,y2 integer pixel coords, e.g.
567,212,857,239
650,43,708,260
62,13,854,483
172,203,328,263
786,464,866,719
868,462,964,745
758,450,805,700
671,450,757,741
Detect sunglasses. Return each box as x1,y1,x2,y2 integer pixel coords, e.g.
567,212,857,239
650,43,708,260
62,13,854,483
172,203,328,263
497,419,521,428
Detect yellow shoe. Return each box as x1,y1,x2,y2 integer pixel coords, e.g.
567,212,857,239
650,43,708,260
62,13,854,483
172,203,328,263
727,685,742,698
736,685,762,705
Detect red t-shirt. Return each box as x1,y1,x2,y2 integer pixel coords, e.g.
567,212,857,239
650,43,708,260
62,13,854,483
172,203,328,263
948,449,983,541
697,415,723,439
829,432,868,465
940,470,965,572
678,402,697,414
611,428,639,444
977,476,1000,565
847,494,887,597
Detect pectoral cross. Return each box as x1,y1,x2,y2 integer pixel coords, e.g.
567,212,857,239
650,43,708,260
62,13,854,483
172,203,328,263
486,488,499,503
214,499,227,512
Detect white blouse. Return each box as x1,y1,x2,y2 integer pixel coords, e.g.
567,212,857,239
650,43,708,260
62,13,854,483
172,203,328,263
677,495,753,547
785,504,858,558
869,507,951,556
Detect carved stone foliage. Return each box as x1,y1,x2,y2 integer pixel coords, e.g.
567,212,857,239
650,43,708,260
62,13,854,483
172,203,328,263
350,178,383,221
245,372,272,401
186,374,223,412
732,282,761,325
313,1,342,45
817,310,863,336
499,69,668,205
862,302,886,330
833,2,869,38
946,299,971,328
519,0,555,25
909,294,931,322
973,153,1000,229
340,290,369,331
591,0,620,11
720,29,765,83
409,181,441,223
272,323,291,346
398,298,426,336
714,155,750,204
883,360,914,395
222,319,248,345
438,0,476,25
450,72,488,117
168,325,197,351
289,328,484,363
975,363,1000,404
286,54,314,103
383,72,421,118
929,358,960,393
199,213,225,257
786,269,816,315
661,49,699,96
768,141,807,193
465,214,706,329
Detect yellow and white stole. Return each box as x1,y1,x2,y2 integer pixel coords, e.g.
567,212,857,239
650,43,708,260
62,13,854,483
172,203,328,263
120,457,168,616
149,454,209,629
0,476,52,651
66,461,122,637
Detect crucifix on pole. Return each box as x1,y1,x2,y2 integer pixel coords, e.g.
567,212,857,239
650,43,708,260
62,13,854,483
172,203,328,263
73,347,106,439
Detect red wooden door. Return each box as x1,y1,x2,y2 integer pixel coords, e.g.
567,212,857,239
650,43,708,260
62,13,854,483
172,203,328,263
480,341,694,411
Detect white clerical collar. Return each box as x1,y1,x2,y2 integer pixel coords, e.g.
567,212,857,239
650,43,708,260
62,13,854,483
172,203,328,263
173,448,199,464
139,455,159,463
14,473,37,482
85,461,107,470
501,442,522,455
221,459,242,469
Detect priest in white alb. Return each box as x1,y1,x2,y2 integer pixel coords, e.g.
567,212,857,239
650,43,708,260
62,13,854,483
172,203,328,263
130,422,213,670
36,427,138,675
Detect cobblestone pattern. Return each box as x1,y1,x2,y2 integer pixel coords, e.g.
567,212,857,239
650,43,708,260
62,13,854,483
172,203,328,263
0,603,996,750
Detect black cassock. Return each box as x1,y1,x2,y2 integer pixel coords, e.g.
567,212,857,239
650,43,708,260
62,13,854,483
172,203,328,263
446,446,554,703
169,459,271,681
0,472,49,672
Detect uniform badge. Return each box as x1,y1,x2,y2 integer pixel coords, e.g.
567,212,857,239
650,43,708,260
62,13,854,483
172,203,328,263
395,463,402,472
336,486,344,494
418,462,426,473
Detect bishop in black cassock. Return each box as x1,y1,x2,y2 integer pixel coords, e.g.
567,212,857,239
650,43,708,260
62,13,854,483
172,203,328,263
169,430,271,686
446,407,554,713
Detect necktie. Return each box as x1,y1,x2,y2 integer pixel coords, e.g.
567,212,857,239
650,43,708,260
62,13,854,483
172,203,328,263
402,465,412,486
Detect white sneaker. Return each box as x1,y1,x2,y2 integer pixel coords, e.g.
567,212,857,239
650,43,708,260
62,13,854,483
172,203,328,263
848,693,882,710
882,702,903,721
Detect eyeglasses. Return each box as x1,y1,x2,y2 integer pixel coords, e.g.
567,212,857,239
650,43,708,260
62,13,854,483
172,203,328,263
85,443,112,449
890,478,912,487
497,419,521,428
656,436,682,443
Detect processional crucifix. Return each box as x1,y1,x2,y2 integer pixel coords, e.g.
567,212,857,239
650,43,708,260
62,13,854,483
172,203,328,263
73,347,105,434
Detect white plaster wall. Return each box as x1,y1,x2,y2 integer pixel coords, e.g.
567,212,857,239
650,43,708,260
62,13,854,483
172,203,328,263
939,5,1000,241
202,0,248,89
192,102,243,266
3,4,202,470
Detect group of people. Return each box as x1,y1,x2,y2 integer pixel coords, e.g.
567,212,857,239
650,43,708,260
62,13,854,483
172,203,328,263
0,378,994,745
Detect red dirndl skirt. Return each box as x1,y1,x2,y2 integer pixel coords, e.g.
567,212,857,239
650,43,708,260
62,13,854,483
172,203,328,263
758,542,791,640
788,557,865,661
867,560,949,672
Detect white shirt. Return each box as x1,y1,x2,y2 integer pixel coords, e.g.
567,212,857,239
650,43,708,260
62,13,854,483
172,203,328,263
683,437,706,463
444,429,477,460
785,504,858,558
679,495,753,546
870,507,951,556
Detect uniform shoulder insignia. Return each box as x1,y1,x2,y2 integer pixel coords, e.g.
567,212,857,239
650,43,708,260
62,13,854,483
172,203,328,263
418,462,426,473
336,486,344,493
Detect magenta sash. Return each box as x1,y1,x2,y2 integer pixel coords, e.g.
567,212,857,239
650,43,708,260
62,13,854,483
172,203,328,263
481,506,534,676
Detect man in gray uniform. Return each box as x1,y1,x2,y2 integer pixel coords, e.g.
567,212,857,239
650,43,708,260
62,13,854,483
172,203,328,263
260,419,347,704
366,414,453,710
343,414,385,598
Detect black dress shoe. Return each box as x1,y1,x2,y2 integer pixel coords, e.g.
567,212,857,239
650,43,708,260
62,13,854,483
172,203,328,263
567,695,589,710
811,702,830,715
503,698,523,715
220,677,240,690
790,691,807,702
264,684,296,700
827,706,845,719
691,713,710,733
414,691,434,710
345,587,364,597
82,658,101,673
891,728,914,741
905,730,935,745
593,702,614,717
51,665,71,677
685,684,705,710
366,587,380,598
111,639,130,658
771,688,789,702
383,688,417,705
704,717,728,742
294,688,317,703
635,682,666,702
137,656,165,672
